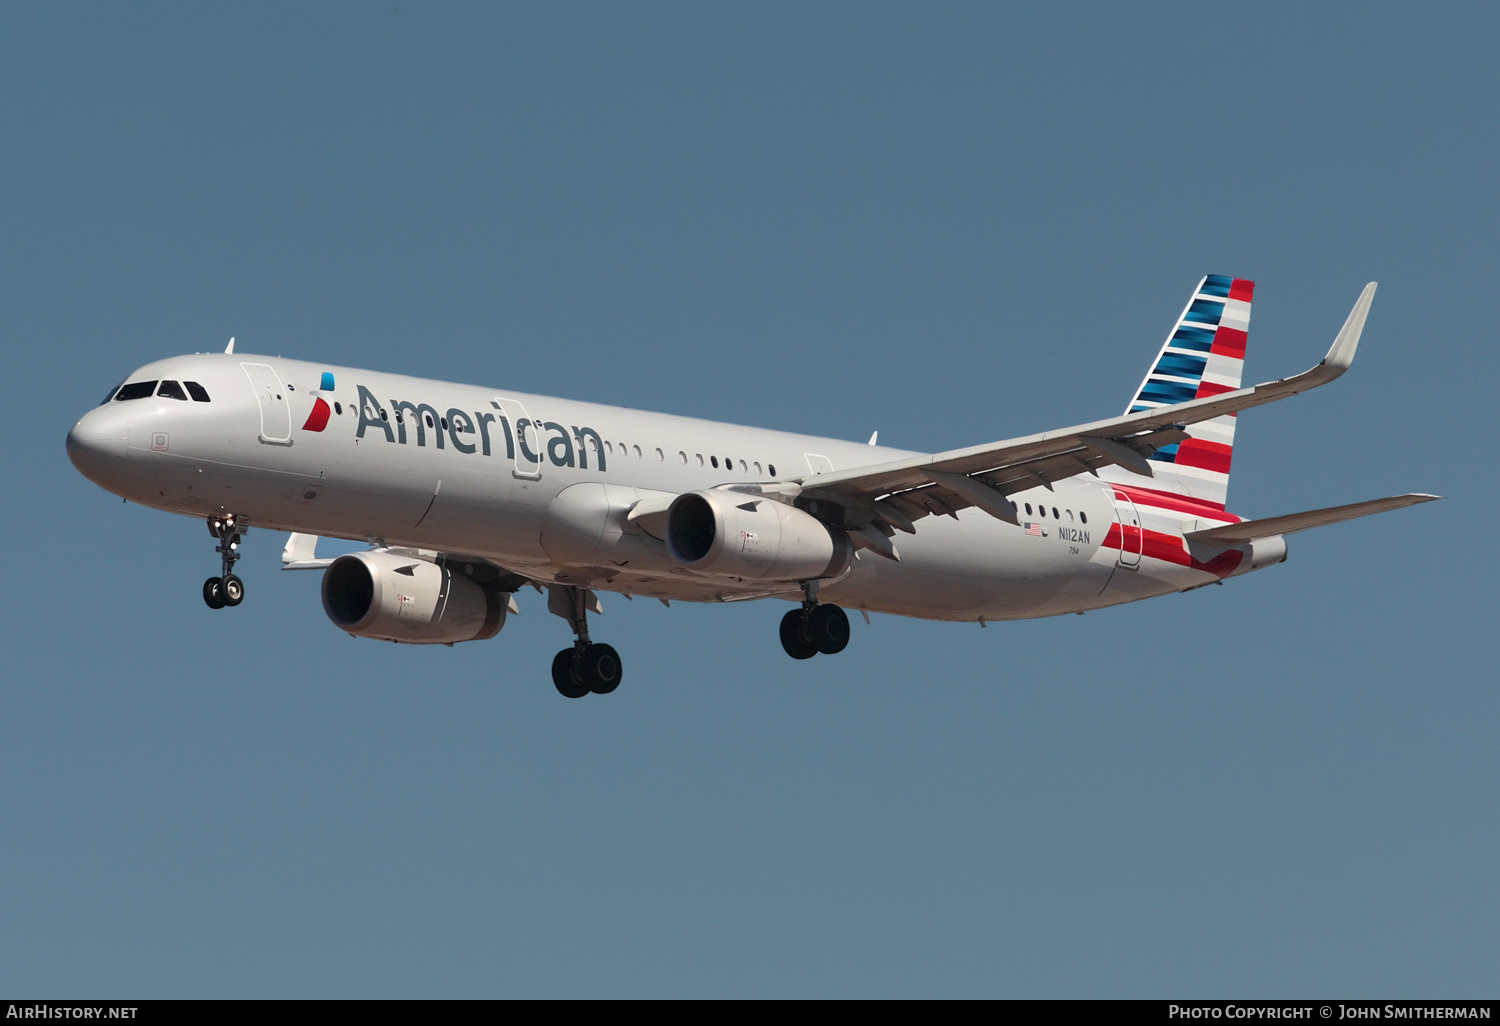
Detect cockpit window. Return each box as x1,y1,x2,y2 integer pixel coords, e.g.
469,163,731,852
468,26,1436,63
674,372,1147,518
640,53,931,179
157,380,189,401
100,381,125,406
184,381,211,402
113,381,158,401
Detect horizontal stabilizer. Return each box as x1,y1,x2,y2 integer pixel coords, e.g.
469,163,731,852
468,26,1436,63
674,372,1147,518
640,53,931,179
1185,493,1441,543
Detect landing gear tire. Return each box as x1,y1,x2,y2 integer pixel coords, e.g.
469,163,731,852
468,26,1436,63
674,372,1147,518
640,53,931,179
779,609,818,660
577,643,623,694
546,585,625,697
807,603,850,655
203,577,226,610
551,649,590,699
221,574,245,607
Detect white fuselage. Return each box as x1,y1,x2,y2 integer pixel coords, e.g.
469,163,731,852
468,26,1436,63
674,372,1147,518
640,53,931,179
67,353,1286,623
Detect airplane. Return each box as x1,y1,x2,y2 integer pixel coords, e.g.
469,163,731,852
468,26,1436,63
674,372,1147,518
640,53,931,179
66,276,1438,698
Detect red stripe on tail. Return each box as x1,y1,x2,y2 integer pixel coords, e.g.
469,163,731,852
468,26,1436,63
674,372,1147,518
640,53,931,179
1173,439,1233,475
1210,326,1247,359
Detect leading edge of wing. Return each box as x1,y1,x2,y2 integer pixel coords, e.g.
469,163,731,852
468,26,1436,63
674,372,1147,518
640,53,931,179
802,283,1379,499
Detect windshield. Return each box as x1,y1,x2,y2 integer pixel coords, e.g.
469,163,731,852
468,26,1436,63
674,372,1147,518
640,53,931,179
113,381,158,401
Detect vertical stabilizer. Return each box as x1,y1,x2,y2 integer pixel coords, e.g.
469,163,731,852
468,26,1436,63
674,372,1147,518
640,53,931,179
1102,274,1253,509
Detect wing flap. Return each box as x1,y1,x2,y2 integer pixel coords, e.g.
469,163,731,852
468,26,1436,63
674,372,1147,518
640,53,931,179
1185,493,1440,543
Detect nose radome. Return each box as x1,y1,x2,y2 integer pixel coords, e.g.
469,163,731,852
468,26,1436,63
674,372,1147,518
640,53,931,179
66,409,129,473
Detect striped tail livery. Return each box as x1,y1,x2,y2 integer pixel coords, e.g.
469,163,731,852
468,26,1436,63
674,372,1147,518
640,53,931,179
1102,274,1254,510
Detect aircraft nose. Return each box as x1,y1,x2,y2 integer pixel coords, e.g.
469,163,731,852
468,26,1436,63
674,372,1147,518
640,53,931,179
66,408,129,477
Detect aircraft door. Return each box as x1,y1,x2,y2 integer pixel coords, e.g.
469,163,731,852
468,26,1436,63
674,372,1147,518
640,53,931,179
1109,488,1143,568
491,397,543,480
241,363,292,445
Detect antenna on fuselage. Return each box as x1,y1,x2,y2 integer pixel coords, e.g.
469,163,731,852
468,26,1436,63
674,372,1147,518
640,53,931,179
868,431,878,446
225,337,235,354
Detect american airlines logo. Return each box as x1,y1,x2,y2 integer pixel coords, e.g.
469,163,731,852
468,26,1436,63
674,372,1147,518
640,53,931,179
299,372,337,433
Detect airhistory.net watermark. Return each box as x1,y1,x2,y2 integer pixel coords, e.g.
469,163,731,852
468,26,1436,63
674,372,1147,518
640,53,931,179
5,1007,137,1019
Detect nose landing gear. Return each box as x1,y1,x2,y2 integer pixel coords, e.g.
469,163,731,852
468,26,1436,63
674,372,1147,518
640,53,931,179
202,515,247,610
779,581,851,660
547,585,624,698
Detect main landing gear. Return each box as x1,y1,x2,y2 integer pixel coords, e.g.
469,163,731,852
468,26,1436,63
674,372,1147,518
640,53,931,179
547,585,623,699
202,515,247,610
779,581,850,660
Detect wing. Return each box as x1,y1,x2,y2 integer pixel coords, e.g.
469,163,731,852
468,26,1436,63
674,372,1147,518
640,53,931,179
795,283,1378,536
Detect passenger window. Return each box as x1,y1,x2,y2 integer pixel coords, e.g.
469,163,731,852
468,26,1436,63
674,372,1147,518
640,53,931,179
1080,511,1088,524
711,456,719,468
157,380,189,401
754,462,761,474
739,459,747,472
696,454,704,466
655,448,664,461
1067,510,1074,521
184,381,211,402
113,381,157,401
768,464,776,477
605,441,613,453
678,451,687,464
633,445,642,458
1025,503,1032,515
334,402,342,415
1052,507,1060,519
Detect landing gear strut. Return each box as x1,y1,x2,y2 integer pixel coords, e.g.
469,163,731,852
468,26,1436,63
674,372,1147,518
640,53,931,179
779,580,850,660
547,585,623,698
202,515,247,610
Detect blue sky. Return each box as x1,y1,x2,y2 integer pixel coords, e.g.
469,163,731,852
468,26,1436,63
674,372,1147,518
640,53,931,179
2,3,1494,997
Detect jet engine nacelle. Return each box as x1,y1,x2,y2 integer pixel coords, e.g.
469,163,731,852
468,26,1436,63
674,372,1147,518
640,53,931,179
664,490,853,581
321,551,507,644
